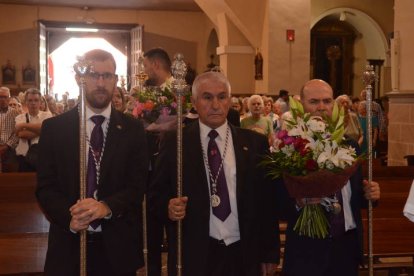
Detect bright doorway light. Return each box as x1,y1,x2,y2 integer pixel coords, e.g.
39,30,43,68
49,37,127,100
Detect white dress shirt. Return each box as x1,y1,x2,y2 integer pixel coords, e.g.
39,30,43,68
15,111,52,156
403,179,414,222
199,121,240,245
85,104,111,232
342,180,357,231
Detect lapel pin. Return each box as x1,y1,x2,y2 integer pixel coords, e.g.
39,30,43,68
243,146,248,151
116,125,122,130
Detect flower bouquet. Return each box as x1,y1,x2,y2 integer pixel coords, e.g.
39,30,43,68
129,83,191,132
261,97,361,239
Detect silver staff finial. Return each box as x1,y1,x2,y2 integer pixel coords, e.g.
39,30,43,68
136,52,148,91
172,53,187,91
362,64,376,86
74,55,92,76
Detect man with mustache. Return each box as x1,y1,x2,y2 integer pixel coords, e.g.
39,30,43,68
150,71,280,276
36,49,148,276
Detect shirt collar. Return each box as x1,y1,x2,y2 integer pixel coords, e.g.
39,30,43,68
199,120,228,141
86,104,111,121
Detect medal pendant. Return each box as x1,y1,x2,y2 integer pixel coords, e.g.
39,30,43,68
211,194,221,207
332,202,342,215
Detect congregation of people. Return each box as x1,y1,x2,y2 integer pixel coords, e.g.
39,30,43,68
1,47,394,276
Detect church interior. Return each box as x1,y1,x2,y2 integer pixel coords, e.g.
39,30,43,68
0,0,414,275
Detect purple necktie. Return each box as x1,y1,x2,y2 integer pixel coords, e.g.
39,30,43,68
208,129,231,221
330,189,345,237
87,115,105,229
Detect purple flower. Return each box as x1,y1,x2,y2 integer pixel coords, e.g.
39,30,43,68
277,129,288,139
283,136,295,145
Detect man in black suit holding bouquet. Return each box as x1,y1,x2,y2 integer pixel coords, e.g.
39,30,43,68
281,79,380,276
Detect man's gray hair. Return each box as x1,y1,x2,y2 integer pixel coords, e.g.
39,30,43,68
335,94,352,106
248,94,264,110
24,88,41,100
192,71,231,99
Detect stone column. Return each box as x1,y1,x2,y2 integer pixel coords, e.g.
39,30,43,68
387,92,414,165
387,0,414,165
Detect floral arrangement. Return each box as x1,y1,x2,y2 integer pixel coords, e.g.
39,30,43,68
261,97,360,239
129,83,192,131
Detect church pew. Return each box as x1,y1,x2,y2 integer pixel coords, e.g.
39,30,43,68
359,165,414,273
0,173,49,275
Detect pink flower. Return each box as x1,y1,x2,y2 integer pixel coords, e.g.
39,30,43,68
132,102,144,117
277,129,288,139
283,136,295,145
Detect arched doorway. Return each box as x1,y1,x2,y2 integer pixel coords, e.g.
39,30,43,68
206,29,219,71
311,8,389,98
311,19,356,97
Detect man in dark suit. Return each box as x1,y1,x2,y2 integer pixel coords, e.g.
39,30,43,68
150,71,280,276
36,49,148,276
281,79,380,276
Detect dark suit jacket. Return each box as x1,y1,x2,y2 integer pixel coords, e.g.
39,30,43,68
36,107,148,276
149,122,280,276
281,140,370,275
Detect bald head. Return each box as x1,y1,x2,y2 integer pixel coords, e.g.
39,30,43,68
300,79,334,116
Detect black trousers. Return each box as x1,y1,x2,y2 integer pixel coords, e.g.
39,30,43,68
205,238,243,276
283,229,359,276
147,206,166,276
17,155,36,172
86,233,136,276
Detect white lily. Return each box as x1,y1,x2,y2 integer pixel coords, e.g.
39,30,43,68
306,116,326,133
317,141,355,169
288,117,314,140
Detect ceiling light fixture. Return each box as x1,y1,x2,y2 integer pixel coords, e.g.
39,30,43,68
65,27,99,32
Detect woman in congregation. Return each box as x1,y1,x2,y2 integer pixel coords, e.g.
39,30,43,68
112,86,126,113
336,94,363,146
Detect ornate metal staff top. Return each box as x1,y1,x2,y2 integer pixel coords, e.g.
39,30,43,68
73,56,92,276
171,53,187,276
136,53,148,92
362,64,376,276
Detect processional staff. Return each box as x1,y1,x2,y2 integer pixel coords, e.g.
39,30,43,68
73,56,91,276
362,64,376,276
136,53,149,276
171,53,187,276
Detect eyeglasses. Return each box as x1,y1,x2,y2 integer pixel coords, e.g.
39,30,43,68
87,72,117,82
